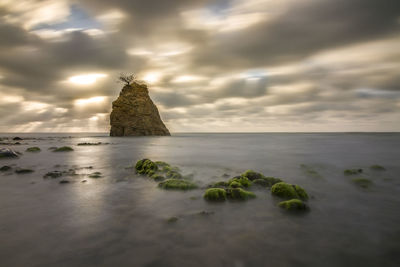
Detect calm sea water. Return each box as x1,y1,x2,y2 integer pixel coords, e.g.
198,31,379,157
0,133,399,267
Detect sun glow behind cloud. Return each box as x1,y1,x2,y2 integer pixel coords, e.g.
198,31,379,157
74,96,107,106
68,74,107,85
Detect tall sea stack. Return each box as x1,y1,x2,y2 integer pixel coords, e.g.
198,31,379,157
110,82,170,136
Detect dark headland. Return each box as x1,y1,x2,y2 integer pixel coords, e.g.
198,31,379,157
109,82,170,136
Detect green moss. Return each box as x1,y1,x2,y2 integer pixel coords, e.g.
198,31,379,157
150,174,165,181
135,159,158,175
370,165,385,171
158,179,197,190
15,168,34,174
155,161,169,168
167,216,178,223
226,188,256,200
204,188,227,201
228,176,252,188
278,199,307,211
300,164,322,179
53,146,74,152
208,181,229,188
293,185,309,200
352,178,373,189
89,172,102,178
229,181,242,188
344,169,363,175
241,170,263,181
166,170,182,179
26,147,41,152
271,182,308,200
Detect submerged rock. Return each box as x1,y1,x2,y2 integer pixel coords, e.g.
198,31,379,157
271,182,308,200
89,172,102,178
226,188,256,200
43,171,63,178
352,178,373,189
158,179,197,190
370,165,385,171
13,137,22,140
344,169,363,175
15,168,34,174
59,180,70,184
26,147,41,152
0,148,19,158
53,146,74,152
278,199,307,211
110,82,170,136
0,165,12,171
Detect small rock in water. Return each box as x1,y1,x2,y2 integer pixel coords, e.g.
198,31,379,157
0,148,19,158
59,180,70,184
0,165,12,171
13,137,22,140
370,165,385,171
15,168,34,174
26,147,41,152
43,171,63,179
89,172,102,178
81,180,87,183
167,217,178,223
53,146,74,152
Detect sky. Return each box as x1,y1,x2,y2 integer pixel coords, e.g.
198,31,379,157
0,0,399,133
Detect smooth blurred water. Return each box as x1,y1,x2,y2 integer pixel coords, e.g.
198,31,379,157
0,133,399,267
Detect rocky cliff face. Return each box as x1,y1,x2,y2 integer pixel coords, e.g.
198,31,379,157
110,82,170,136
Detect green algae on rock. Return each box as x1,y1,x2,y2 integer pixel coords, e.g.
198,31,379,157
158,179,197,190
271,182,308,200
352,178,373,189
204,188,227,201
89,172,102,178
15,168,34,174
370,165,385,171
228,176,252,188
226,188,256,200
43,171,63,178
278,199,307,211
135,159,158,175
344,169,363,175
53,146,74,152
0,165,12,171
167,216,178,223
26,147,41,152
241,170,263,181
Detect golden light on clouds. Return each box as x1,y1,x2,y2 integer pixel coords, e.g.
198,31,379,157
74,96,107,106
68,74,107,85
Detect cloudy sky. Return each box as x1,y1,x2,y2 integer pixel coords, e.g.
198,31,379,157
0,0,399,132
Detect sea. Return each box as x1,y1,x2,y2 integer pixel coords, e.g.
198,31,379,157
0,132,399,267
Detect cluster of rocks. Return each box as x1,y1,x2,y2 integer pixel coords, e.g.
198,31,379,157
135,159,310,211
343,164,386,189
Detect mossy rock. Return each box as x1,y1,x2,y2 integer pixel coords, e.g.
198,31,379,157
271,182,308,200
0,165,11,171
155,161,170,168
204,188,227,201
135,159,158,175
208,181,229,188
344,169,363,175
352,178,373,189
226,188,256,200
89,172,102,178
166,170,182,179
15,168,34,174
53,146,74,152
228,176,252,188
26,147,41,152
370,165,385,171
229,181,242,188
278,199,307,211
241,170,263,181
167,216,178,223
43,171,63,178
158,179,197,190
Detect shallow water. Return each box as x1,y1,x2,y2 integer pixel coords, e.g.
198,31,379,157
0,133,400,267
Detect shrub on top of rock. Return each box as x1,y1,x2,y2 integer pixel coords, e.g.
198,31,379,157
271,182,308,200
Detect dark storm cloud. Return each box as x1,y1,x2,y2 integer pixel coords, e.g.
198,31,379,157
191,0,400,69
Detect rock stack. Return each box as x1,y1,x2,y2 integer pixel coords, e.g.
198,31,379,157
110,82,170,136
